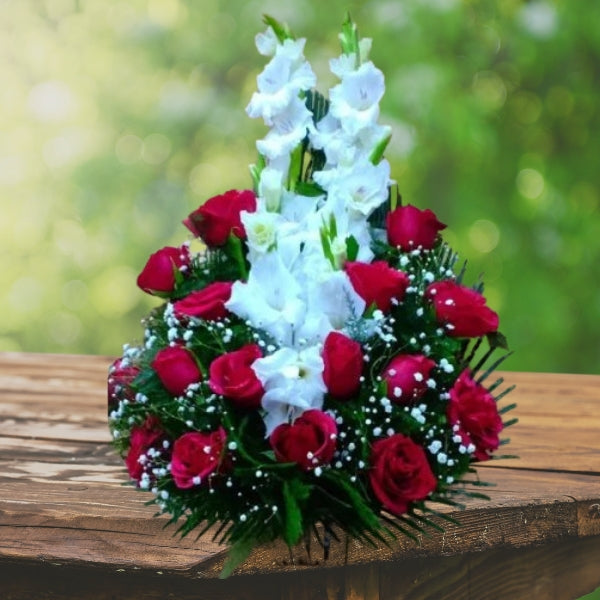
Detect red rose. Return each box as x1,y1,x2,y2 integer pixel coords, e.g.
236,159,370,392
173,281,233,321
171,428,228,489
426,280,499,337
386,204,446,251
322,331,363,399
383,354,436,404
184,189,257,247
345,261,409,312
270,410,337,471
151,345,202,397
125,416,165,484
108,357,139,408
369,434,437,515
447,369,503,462
137,245,190,295
209,344,264,409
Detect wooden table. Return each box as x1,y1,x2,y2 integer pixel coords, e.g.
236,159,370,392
1,352,599,599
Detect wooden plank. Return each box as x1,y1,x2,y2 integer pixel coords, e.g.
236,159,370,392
486,371,600,473
1,461,599,575
378,535,600,600
2,536,600,600
1,353,600,590
0,352,111,442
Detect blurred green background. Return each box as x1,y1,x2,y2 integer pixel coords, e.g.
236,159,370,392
1,0,599,374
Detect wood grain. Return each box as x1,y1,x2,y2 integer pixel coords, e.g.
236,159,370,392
3,536,600,600
1,352,600,598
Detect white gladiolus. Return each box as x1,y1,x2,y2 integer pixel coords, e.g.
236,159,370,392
300,270,366,340
314,159,390,217
254,27,279,56
226,251,306,346
242,210,283,256
329,62,385,136
246,39,316,125
258,167,286,212
256,97,314,159
252,345,326,435
230,23,393,434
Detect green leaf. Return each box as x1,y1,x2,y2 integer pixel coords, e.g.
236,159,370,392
226,234,248,280
219,538,255,579
320,226,336,269
338,13,359,60
249,154,266,194
295,181,325,197
328,213,338,239
283,480,305,546
369,129,392,165
262,14,294,42
329,473,380,531
379,514,420,543
498,400,517,413
346,235,359,261
305,90,330,124
288,144,304,191
476,351,514,384
487,331,509,351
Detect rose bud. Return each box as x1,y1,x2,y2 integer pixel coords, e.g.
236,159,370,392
151,345,202,397
345,261,409,313
369,433,437,515
209,344,264,409
173,281,233,321
184,189,257,247
270,410,337,471
322,331,363,399
125,416,166,485
386,204,446,251
171,428,228,489
447,369,503,462
108,357,139,408
383,354,436,404
137,245,190,296
426,280,499,338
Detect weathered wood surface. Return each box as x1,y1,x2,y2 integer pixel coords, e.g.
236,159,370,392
1,352,599,599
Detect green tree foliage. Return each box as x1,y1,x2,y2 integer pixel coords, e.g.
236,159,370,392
1,0,598,374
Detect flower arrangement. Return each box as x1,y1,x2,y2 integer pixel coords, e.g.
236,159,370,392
108,15,516,576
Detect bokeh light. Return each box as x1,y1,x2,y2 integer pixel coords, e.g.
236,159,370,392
1,0,599,373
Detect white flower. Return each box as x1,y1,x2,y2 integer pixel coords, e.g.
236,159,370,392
241,210,283,256
276,37,310,63
329,62,385,136
226,251,305,346
306,197,374,263
252,345,326,435
329,54,358,79
258,166,286,212
246,41,316,125
329,38,373,78
299,269,366,342
314,159,390,217
311,114,392,169
279,190,323,224
309,112,352,167
256,97,314,160
255,27,278,56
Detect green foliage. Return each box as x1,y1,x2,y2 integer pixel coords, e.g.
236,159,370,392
577,587,600,600
1,1,599,375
